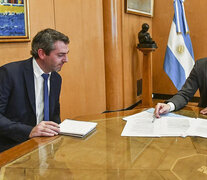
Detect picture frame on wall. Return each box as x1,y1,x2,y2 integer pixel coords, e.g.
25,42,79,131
125,0,154,17
0,0,30,42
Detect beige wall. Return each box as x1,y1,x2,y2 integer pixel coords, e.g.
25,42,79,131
152,0,207,96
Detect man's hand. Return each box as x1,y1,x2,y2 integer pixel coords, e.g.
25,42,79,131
200,107,207,115
154,103,171,118
29,121,60,138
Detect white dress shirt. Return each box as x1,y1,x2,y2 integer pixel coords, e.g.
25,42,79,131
33,58,51,124
167,102,175,111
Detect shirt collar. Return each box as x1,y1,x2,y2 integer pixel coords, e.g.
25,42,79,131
33,58,51,78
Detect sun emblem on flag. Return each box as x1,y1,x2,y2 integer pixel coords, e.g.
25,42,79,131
176,45,185,54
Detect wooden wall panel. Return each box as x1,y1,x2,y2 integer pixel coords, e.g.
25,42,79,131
152,0,207,96
29,0,55,37
122,0,152,108
185,1,207,60
152,0,174,94
54,0,106,119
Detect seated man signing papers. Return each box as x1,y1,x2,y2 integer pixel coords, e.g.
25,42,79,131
154,58,207,118
0,28,70,152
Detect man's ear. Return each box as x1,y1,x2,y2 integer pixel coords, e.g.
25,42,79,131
37,49,46,59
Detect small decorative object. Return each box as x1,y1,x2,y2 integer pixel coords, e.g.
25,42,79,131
137,23,157,49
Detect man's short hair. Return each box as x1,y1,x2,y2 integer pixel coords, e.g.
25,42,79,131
31,28,70,59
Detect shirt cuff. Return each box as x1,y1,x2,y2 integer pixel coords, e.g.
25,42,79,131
167,102,175,112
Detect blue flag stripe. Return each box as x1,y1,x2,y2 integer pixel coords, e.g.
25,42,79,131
164,47,186,90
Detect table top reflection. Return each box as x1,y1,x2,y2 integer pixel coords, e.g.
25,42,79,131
1,106,207,180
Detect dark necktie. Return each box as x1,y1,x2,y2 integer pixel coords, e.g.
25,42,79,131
42,73,49,121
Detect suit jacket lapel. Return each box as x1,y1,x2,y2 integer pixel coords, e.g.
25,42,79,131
23,58,36,114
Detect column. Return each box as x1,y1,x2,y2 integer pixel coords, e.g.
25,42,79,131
103,0,124,111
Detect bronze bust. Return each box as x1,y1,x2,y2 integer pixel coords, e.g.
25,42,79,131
137,23,157,48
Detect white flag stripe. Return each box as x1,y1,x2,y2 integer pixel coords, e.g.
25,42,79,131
167,21,194,78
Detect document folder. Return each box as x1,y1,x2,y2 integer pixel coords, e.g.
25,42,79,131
59,119,97,138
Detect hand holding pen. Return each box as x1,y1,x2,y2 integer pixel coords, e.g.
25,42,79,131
152,115,156,123
154,103,171,118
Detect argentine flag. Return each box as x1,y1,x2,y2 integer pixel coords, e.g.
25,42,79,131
164,0,194,90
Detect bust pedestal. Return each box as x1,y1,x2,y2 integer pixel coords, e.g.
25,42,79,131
138,47,156,107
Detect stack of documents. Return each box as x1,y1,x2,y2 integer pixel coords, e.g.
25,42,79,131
121,109,207,138
59,119,97,138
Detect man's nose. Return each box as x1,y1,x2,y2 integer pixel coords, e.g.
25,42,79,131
63,55,68,63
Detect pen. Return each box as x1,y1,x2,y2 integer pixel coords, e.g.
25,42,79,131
152,115,156,123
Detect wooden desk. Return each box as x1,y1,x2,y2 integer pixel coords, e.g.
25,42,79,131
1,107,207,179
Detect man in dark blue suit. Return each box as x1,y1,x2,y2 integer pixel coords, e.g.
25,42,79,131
0,28,70,152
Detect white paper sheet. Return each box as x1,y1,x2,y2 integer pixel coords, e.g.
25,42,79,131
159,117,191,137
121,114,207,138
121,118,161,137
185,118,207,138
